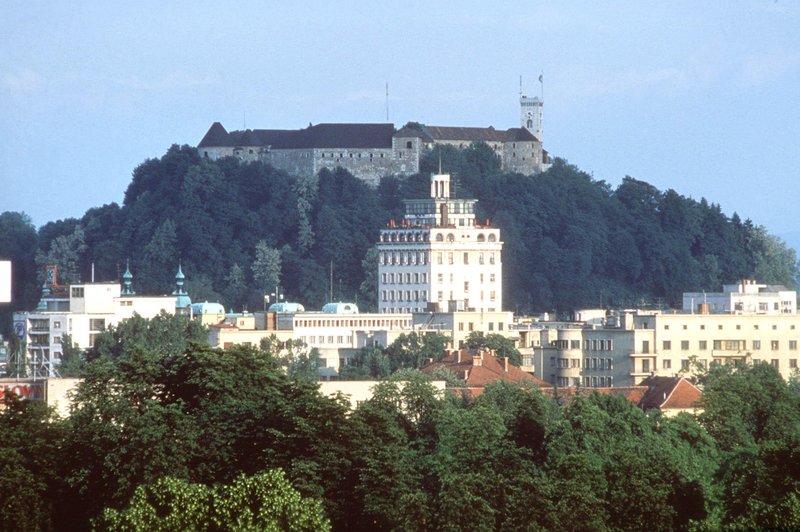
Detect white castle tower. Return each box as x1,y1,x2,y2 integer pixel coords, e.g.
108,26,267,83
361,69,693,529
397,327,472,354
520,94,543,141
376,173,503,314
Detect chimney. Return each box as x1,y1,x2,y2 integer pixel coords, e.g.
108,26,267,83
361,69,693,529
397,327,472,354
463,369,469,380
473,355,482,367
503,357,509,372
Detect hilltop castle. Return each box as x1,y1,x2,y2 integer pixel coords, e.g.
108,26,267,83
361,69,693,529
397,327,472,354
197,94,550,185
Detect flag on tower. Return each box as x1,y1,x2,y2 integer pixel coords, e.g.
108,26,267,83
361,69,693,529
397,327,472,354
539,74,543,83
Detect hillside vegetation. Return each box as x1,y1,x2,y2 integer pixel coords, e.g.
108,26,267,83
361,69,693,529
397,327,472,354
1,143,796,331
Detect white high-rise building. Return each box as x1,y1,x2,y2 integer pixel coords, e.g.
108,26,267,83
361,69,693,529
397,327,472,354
377,173,503,314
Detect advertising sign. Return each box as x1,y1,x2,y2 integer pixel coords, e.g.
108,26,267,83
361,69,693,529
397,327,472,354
0,381,45,401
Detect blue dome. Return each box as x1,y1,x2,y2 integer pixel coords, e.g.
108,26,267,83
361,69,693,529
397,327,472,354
321,302,359,314
268,302,305,313
191,301,225,315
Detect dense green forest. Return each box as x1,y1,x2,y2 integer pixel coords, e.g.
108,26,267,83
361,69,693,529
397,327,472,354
1,143,797,333
2,315,800,530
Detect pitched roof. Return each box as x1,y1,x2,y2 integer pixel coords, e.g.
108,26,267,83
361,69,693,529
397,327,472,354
638,376,702,411
421,125,506,143
421,348,551,390
198,123,396,150
198,122,232,148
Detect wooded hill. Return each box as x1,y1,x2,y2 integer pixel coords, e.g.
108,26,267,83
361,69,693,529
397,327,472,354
1,142,796,330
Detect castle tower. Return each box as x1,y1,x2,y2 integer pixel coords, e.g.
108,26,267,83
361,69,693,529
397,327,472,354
377,173,503,314
520,94,543,142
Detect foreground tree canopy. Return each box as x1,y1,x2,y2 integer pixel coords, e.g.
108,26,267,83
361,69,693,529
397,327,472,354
1,143,797,335
1,315,800,530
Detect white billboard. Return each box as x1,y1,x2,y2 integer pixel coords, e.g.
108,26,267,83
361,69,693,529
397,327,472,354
0,261,10,303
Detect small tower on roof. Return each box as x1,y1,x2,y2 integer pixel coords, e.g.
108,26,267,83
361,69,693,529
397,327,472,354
121,259,135,295
173,262,192,315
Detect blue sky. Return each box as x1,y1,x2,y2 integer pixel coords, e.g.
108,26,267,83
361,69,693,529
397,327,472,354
2,1,799,246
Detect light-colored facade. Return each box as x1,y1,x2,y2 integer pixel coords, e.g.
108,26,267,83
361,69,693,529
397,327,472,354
13,283,176,377
205,304,414,378
682,279,796,315
377,173,503,314
532,303,800,388
412,311,514,350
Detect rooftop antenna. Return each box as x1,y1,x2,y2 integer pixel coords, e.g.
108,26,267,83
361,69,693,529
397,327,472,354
243,111,246,129
385,82,389,122
329,261,334,302
519,74,523,96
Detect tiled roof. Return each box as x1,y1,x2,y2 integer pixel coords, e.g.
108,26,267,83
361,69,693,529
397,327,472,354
421,348,551,390
638,376,702,411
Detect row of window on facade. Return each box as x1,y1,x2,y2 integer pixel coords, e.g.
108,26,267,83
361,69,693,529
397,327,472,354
380,232,496,243
651,339,798,352
382,272,429,285
552,339,615,351
554,376,614,388
320,151,386,159
643,321,797,331
294,318,409,328
379,251,496,266
551,357,614,370
382,290,428,303
299,335,354,346
382,307,426,314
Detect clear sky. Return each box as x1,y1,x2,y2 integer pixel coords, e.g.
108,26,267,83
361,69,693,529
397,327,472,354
2,1,798,245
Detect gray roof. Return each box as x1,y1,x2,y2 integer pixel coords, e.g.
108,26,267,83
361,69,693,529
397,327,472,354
198,122,396,150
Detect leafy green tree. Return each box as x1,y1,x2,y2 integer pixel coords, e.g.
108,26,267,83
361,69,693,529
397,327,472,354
35,223,87,285
57,333,85,377
464,331,522,366
339,345,391,379
99,470,330,532
0,395,66,531
223,263,247,311
252,241,281,298
384,332,450,372
357,245,379,311
0,211,39,332
140,218,179,293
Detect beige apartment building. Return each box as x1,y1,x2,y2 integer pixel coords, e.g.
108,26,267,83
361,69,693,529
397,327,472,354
533,283,800,387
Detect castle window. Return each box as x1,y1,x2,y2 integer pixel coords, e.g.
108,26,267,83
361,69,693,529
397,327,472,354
406,141,412,149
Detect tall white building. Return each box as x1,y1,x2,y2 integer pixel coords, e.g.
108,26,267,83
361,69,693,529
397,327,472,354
377,173,503,314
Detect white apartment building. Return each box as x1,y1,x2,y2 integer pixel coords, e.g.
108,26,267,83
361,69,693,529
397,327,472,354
13,283,175,377
12,265,183,377
682,279,796,315
377,173,503,314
